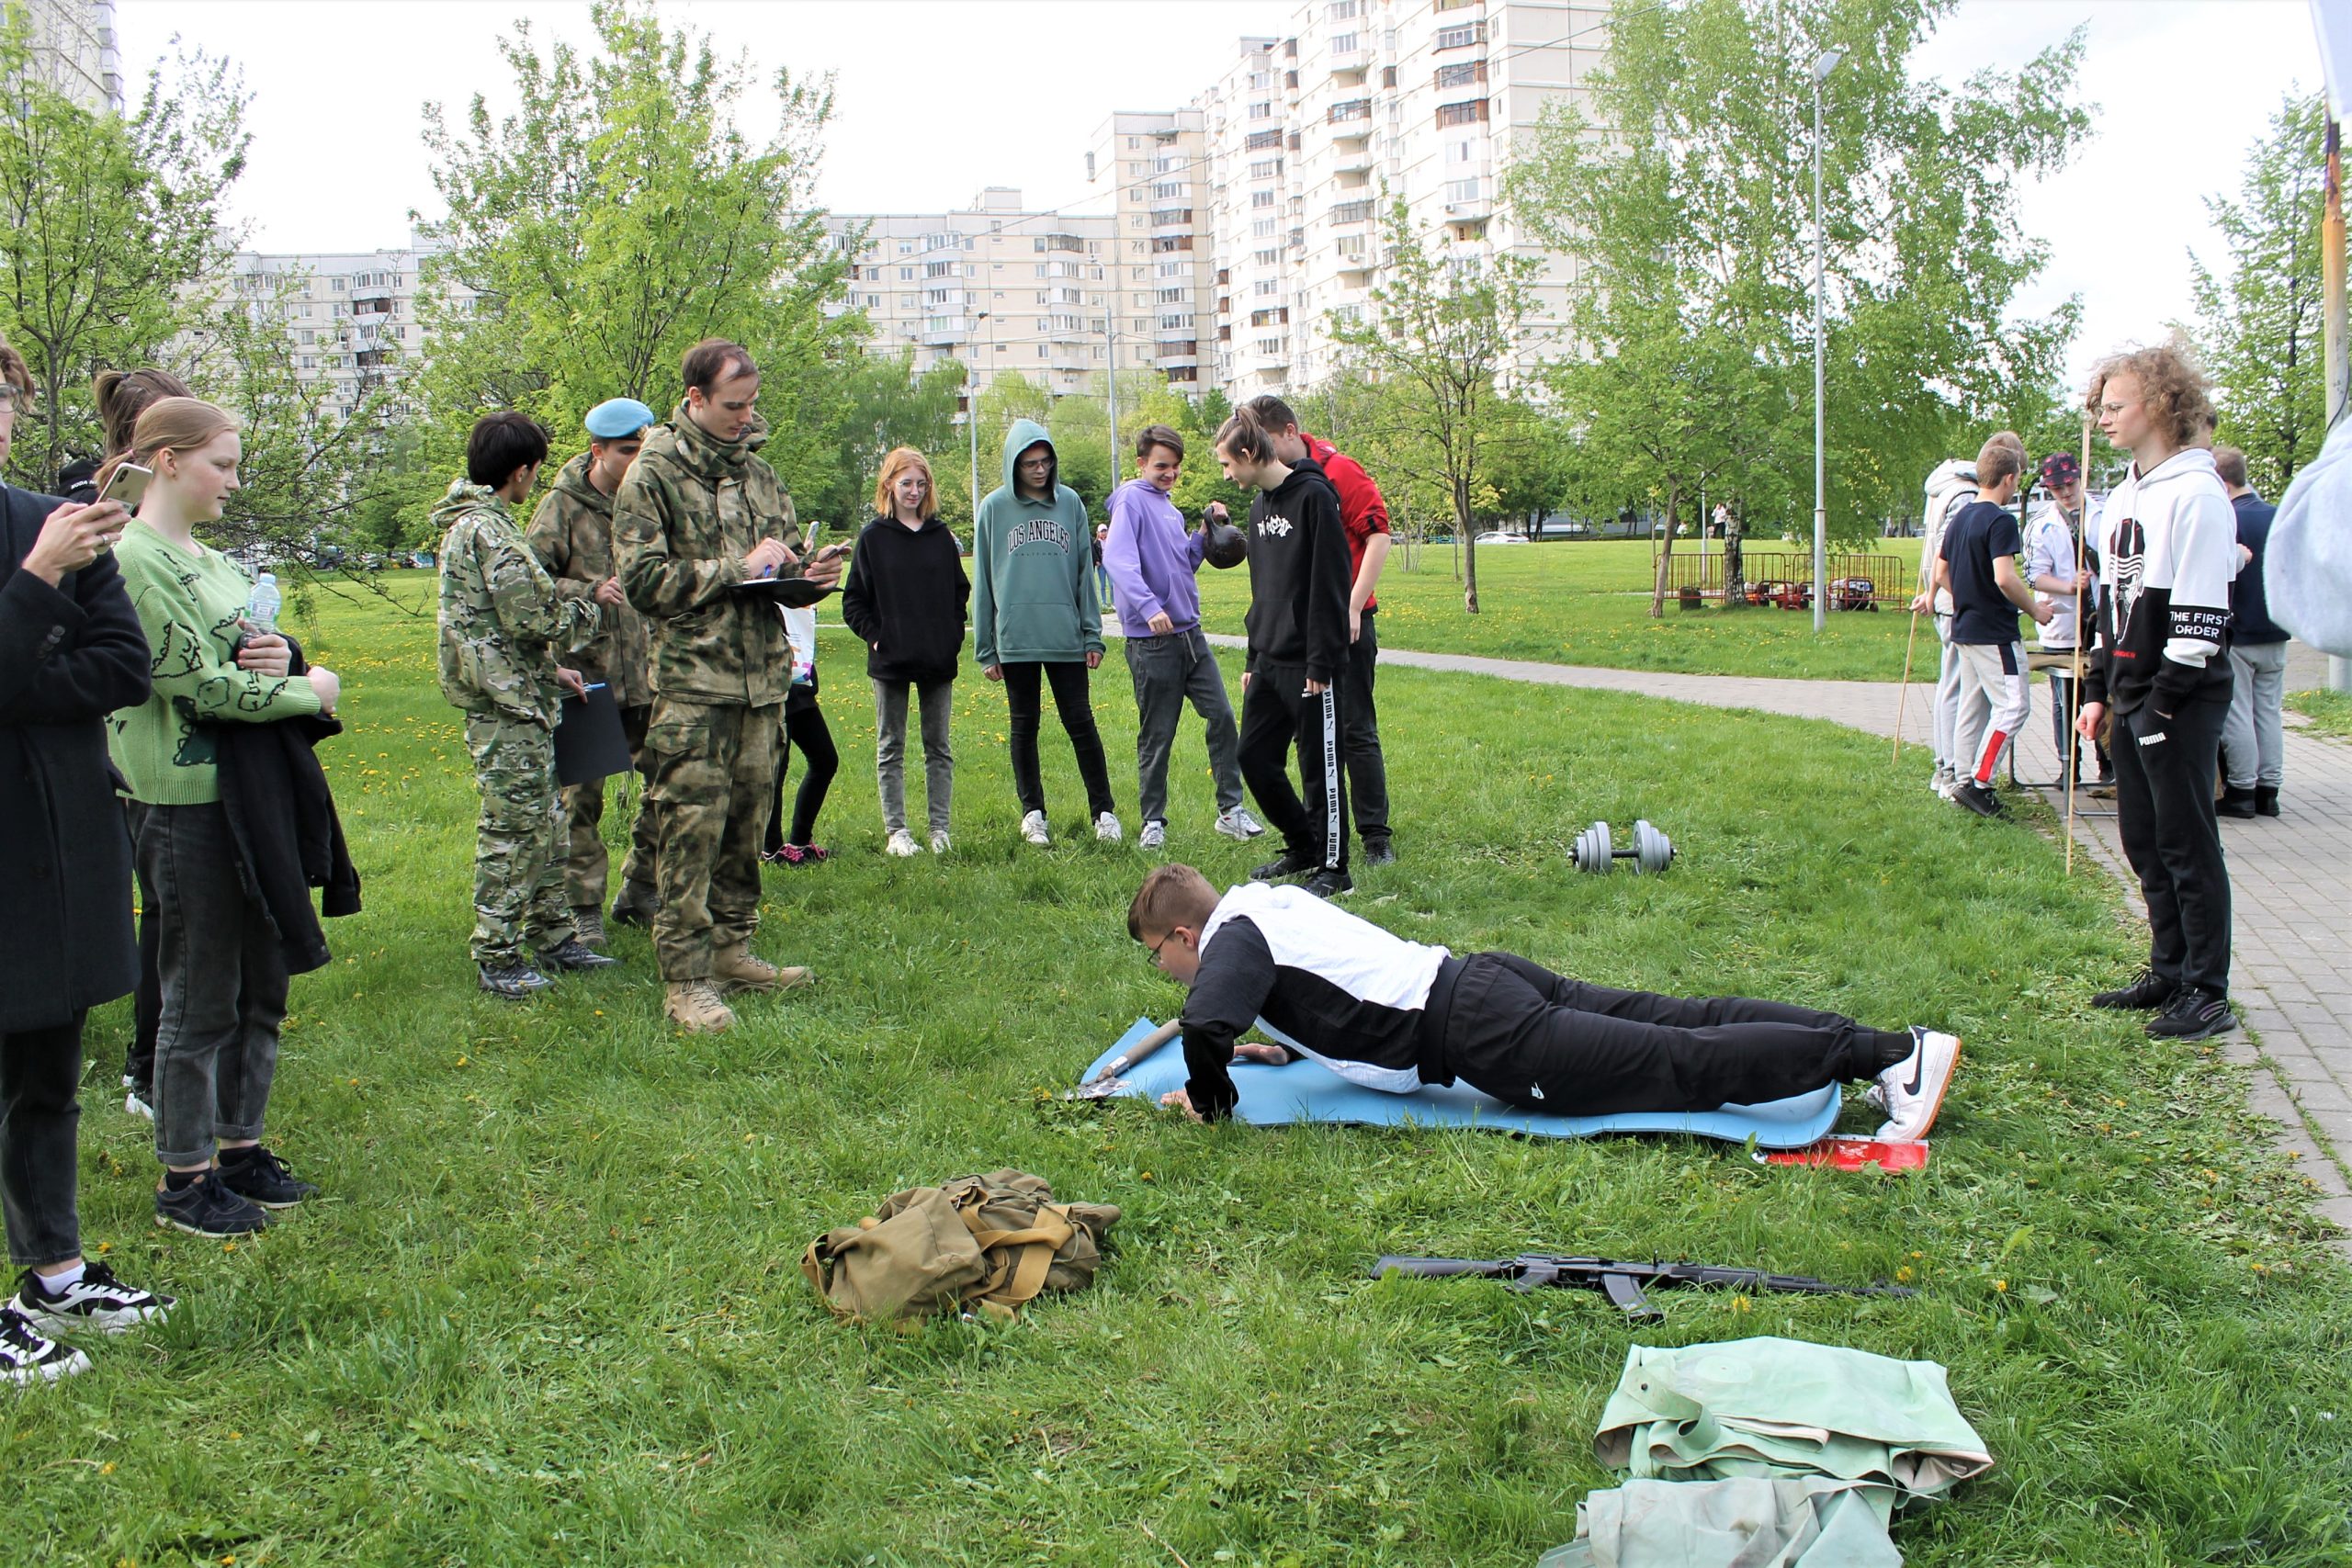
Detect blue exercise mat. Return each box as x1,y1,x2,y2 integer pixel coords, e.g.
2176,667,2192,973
1080,1017,1844,1148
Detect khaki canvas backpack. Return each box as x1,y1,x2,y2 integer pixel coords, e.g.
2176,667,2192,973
801,1169,1120,1325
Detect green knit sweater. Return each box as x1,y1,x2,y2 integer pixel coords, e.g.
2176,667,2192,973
108,521,322,805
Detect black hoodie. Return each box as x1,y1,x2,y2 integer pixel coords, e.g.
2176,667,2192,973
1242,456,1350,685
839,513,971,684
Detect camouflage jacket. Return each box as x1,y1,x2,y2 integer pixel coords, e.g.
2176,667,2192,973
613,406,803,706
526,452,651,708
435,479,599,727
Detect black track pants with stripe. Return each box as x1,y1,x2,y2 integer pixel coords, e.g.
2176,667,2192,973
1440,953,1905,1114
1238,660,1349,874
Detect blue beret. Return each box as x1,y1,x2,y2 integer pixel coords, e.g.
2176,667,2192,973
584,398,656,439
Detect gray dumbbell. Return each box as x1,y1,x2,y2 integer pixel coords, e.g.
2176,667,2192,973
1570,819,1675,875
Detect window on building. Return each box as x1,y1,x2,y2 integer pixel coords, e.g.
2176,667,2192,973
1328,0,1358,17
1245,129,1282,151
1038,344,1050,358
1249,157,1283,179
1159,287,1186,303
1249,101,1272,120
1328,97,1372,123
1436,60,1488,90
1253,247,1280,266
1436,22,1486,51
1251,217,1278,238
1251,190,1276,209
1249,70,1272,89
1331,32,1358,54
1254,277,1280,297
1434,98,1489,128
898,241,913,254
899,266,914,279
1152,181,1182,200
1446,178,1482,203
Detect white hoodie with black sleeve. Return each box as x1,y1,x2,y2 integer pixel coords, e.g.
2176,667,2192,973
2081,447,2237,721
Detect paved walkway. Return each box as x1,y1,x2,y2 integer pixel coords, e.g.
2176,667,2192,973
1174,626,2352,1231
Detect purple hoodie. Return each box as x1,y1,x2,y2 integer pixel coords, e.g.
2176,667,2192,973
1103,477,1207,635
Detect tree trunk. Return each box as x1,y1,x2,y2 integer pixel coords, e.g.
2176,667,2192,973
1459,477,1480,614
1647,485,1680,618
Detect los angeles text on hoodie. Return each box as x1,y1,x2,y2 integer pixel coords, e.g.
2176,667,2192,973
2083,446,2238,717
970,419,1102,667
1242,455,1351,686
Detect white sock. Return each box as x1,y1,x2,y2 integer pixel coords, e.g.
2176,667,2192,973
35,1260,86,1295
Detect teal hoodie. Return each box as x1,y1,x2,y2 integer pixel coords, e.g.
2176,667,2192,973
972,419,1102,666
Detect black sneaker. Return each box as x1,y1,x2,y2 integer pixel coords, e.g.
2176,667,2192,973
537,938,620,973
16,1261,175,1337
1250,850,1316,881
2146,985,2233,1041
2091,969,2176,1010
1299,868,1354,899
0,1303,86,1384
2255,786,2281,818
2218,786,2258,819
216,1145,319,1210
1951,781,2006,818
154,1175,269,1237
1360,837,1396,867
479,962,553,999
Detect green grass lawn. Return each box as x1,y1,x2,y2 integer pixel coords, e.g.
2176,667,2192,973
11,580,2348,1566
1193,539,1925,682
2287,687,2352,740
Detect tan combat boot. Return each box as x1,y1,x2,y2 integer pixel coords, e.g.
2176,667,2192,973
712,945,812,995
664,978,736,1033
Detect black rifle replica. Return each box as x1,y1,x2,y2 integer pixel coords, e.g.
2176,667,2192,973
1369,1254,1917,1322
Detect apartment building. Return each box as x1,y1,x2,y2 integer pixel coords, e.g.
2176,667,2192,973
1082,109,1217,389
12,0,122,113
220,239,475,418
1197,0,1608,393
823,188,1120,402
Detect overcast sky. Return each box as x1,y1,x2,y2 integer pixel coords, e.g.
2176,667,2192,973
115,0,2323,383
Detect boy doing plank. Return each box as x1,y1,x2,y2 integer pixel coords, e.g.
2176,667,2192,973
1129,865,1961,1139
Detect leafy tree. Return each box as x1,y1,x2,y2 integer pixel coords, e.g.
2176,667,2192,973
1510,0,2090,615
0,15,249,490
2190,90,2325,496
415,0,859,508
1326,199,1532,613
812,349,967,528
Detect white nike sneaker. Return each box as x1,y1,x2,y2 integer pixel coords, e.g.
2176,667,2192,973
1874,1027,1961,1141
1021,810,1051,846
1138,820,1167,850
885,829,921,858
929,829,952,854
1216,806,1267,840
1095,811,1124,843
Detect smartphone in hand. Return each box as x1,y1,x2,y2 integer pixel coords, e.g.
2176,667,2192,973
99,462,153,512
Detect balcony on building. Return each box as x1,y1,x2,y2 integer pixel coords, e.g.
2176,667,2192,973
1149,208,1193,231
1329,199,1375,229
921,315,970,346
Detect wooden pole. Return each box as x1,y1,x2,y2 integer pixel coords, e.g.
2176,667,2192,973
1893,608,1919,765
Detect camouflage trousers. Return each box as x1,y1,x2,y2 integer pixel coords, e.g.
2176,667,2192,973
462,711,575,966
560,700,657,911
641,695,781,981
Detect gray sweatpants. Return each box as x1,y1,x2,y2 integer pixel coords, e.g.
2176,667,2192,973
1953,640,2030,786
1930,614,1962,779
2222,640,2288,789
875,678,954,835
1125,627,1244,827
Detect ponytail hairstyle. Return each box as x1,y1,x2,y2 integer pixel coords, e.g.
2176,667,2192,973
94,367,193,459
1213,407,1275,465
872,446,938,520
95,396,239,498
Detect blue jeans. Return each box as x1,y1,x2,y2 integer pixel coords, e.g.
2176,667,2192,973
130,802,288,1168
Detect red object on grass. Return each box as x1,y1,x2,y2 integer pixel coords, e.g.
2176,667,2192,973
1762,1134,1930,1170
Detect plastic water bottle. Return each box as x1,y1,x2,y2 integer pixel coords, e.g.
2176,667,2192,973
245,571,281,634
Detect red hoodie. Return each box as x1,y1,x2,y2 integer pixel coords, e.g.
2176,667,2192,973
1303,431,1389,613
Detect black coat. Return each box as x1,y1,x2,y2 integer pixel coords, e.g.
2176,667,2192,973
837,515,970,684
214,653,361,976
0,485,150,1032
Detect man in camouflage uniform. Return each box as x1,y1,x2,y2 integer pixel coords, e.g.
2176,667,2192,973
614,339,842,1033
436,411,621,998
528,397,660,948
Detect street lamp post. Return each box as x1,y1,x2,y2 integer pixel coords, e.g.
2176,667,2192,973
1811,47,1842,634
968,310,991,526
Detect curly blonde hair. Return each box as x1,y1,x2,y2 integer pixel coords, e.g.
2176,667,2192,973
2087,345,2216,450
